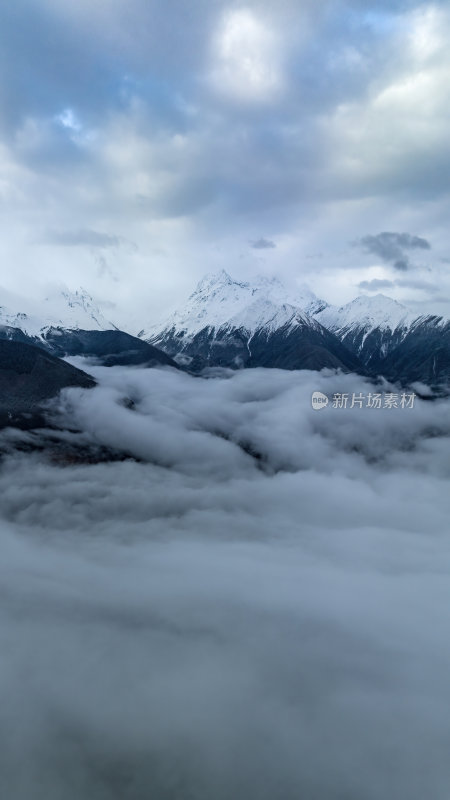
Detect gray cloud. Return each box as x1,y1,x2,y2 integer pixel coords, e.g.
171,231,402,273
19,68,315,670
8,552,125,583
396,278,439,293
0,363,450,798
358,278,395,291
359,277,440,294
357,232,431,272
359,232,431,257
46,229,123,249
250,238,276,250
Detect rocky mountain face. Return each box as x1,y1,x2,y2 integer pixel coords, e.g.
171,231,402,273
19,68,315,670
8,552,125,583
42,329,177,368
0,287,113,340
143,271,449,385
315,294,416,366
0,339,95,429
0,287,177,369
1,274,449,385
144,272,362,373
368,316,450,385
316,295,449,385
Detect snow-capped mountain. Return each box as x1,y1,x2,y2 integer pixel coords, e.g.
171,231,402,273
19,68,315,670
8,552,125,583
316,294,415,335
314,293,449,383
142,271,328,343
143,270,450,383
0,287,176,369
225,298,312,336
314,294,417,365
144,271,362,373
372,315,450,386
2,273,448,383
0,287,114,341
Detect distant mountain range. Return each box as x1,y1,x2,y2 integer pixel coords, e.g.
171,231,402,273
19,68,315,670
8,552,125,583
0,288,176,369
1,274,449,386
142,271,362,373
144,271,450,385
0,287,114,339
315,291,449,384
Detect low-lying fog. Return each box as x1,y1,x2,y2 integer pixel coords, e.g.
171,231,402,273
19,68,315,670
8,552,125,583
1,363,449,800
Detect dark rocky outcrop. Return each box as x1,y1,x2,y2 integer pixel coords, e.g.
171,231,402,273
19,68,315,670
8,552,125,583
152,321,365,374
42,328,178,367
0,339,95,429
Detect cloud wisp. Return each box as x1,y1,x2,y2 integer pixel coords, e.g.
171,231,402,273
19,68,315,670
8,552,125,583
45,229,123,249
358,278,396,291
250,237,276,249
357,231,431,271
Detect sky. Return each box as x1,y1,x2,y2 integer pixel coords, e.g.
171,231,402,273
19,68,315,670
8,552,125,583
1,362,450,798
1,0,450,324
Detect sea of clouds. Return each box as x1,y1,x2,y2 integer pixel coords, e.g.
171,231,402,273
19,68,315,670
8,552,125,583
0,363,449,800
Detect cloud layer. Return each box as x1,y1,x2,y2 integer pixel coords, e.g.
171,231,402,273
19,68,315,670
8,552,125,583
0,363,449,798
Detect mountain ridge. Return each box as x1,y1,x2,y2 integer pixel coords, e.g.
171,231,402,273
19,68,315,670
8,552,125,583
144,271,363,373
1,272,449,384
0,286,115,341
143,271,449,383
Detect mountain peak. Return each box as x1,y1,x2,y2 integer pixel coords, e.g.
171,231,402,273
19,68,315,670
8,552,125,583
226,297,311,334
350,293,408,309
191,270,237,296
316,292,414,333
144,270,326,341
0,284,114,339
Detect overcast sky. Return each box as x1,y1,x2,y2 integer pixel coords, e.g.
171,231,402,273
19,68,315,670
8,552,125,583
1,0,450,323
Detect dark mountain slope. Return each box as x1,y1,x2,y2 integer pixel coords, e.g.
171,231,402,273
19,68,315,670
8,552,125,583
0,339,95,429
0,327,178,369
369,318,450,386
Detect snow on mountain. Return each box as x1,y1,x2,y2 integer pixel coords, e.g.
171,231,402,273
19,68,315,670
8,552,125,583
289,284,329,316
315,294,416,337
4,273,446,381
313,293,448,367
43,288,114,331
143,270,326,341
0,287,114,340
226,298,319,335
143,270,364,373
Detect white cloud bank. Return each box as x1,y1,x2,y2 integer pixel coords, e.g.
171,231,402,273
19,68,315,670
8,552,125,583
210,8,283,102
0,363,449,799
